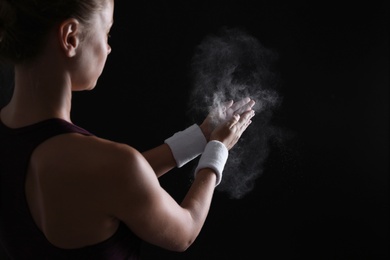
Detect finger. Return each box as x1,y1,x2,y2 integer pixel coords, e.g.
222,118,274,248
240,109,254,126
239,109,255,123
227,114,240,129
244,119,252,129
235,99,256,114
230,97,251,111
222,100,234,110
237,116,253,136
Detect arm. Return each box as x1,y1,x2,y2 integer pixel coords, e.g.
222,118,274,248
103,108,255,251
142,98,255,178
141,144,176,178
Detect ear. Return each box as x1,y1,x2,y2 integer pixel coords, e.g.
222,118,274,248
58,18,80,57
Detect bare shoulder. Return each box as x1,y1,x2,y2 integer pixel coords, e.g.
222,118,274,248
32,133,140,172
30,132,158,217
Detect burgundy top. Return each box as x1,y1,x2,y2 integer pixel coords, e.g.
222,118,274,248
0,118,141,259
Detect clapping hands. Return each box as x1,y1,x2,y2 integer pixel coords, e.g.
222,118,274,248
199,97,255,141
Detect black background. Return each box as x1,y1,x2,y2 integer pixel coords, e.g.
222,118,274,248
1,0,389,259
71,0,390,259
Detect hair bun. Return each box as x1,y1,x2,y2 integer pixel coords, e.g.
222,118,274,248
0,0,16,61
0,0,16,36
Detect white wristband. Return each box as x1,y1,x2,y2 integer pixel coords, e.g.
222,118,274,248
164,124,207,168
195,140,228,186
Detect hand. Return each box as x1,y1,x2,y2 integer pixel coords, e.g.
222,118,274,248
210,109,255,150
199,97,255,141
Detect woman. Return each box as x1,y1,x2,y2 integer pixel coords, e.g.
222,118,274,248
0,0,255,259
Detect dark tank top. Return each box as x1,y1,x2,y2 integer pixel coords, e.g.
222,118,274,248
0,118,141,259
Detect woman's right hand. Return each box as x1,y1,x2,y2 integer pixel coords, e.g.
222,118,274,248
199,98,255,142
209,108,255,150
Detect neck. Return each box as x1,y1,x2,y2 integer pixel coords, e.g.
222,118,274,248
1,60,72,128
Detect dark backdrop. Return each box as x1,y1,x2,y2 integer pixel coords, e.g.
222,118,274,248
1,0,388,259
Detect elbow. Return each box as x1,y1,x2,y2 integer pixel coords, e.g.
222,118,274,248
170,238,195,252
163,231,197,252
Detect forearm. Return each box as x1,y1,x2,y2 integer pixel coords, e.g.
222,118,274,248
142,123,207,177
179,140,228,237
141,144,176,177
182,169,216,211
140,121,216,178
180,169,217,245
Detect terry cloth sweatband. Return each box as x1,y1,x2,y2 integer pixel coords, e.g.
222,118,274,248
195,140,228,186
164,124,207,168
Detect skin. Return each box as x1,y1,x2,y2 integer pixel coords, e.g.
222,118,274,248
0,0,255,252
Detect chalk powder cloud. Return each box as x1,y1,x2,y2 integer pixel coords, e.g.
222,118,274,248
187,27,284,199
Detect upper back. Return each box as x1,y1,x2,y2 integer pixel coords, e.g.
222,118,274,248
0,117,142,259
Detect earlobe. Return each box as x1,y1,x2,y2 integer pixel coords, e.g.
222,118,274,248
59,18,80,57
